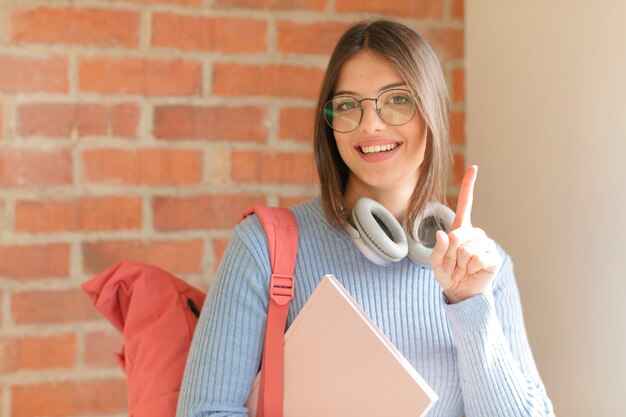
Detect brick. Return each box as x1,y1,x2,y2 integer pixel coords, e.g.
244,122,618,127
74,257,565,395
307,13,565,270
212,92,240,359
10,7,139,47
212,238,230,272
11,289,103,324
153,193,266,231
79,57,201,96
154,105,267,141
335,0,443,18
0,104,3,138
450,111,464,145
214,63,323,99
278,195,316,208
83,148,203,185
0,200,5,232
12,379,127,417
111,104,141,137
0,148,72,187
83,239,204,275
231,150,317,184
0,243,70,279
0,333,76,373
279,107,315,143
277,21,347,55
85,330,123,368
452,68,464,103
452,0,464,19
15,196,142,232
421,28,464,61
0,54,68,93
109,0,202,5
18,103,139,138
214,0,325,10
451,153,465,187
153,14,267,53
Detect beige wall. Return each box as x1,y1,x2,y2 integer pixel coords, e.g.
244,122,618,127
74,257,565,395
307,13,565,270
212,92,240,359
467,1,626,415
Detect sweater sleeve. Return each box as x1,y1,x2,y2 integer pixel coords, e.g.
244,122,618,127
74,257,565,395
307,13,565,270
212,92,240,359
176,219,270,417
442,249,555,417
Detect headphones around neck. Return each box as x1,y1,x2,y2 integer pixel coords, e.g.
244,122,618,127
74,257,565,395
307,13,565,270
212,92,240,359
343,198,455,266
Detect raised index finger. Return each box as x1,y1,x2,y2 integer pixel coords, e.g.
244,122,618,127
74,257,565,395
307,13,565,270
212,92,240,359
452,165,478,229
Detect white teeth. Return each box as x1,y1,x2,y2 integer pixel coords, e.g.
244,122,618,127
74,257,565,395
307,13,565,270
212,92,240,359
360,143,398,154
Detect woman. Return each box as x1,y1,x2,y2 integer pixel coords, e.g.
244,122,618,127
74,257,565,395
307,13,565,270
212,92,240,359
177,19,554,416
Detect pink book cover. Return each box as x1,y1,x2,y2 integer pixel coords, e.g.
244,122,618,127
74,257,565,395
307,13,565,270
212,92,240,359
246,274,438,417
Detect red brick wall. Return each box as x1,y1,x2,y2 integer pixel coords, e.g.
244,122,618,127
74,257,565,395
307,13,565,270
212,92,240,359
0,1,465,416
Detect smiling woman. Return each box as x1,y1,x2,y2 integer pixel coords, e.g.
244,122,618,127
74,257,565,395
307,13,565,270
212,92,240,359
177,19,555,417
315,22,451,230
328,51,429,220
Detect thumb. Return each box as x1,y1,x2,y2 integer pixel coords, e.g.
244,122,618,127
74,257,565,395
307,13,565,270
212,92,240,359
430,230,449,270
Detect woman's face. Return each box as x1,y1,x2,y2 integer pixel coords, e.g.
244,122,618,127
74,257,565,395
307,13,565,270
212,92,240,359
333,50,427,196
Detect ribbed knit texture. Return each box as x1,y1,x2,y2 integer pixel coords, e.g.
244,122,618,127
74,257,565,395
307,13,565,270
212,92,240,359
176,197,554,417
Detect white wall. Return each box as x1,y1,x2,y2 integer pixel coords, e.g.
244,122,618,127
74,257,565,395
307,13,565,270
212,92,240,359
467,1,626,415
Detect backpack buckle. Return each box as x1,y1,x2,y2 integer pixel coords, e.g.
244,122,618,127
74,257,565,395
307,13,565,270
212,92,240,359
270,273,294,306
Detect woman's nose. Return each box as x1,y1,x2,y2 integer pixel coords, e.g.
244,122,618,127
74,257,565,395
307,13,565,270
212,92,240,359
358,101,386,133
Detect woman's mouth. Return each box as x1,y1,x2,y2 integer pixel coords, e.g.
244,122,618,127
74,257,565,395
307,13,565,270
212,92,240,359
359,143,399,154
354,141,402,162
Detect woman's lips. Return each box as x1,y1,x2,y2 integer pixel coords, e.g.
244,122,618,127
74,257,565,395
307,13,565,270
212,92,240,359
354,140,402,162
360,143,399,154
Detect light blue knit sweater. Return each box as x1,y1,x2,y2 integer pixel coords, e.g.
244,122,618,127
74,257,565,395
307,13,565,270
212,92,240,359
177,197,554,417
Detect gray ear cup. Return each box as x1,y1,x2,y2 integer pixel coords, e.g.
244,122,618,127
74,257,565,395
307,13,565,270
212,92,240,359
347,198,408,266
405,202,455,265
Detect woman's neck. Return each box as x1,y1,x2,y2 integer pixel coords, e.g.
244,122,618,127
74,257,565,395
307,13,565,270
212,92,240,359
342,176,415,223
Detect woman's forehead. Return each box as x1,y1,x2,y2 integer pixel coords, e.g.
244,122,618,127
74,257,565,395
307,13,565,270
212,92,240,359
334,50,405,96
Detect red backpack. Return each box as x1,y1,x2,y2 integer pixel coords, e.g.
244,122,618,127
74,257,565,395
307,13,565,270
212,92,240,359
82,206,298,417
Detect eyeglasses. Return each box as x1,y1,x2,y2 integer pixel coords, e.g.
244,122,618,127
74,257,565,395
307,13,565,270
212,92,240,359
323,89,418,133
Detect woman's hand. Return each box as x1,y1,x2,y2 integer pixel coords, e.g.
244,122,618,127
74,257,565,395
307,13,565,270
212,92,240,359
431,165,503,304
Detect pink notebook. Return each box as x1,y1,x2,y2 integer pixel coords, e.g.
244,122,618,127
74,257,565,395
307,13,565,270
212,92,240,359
246,274,438,417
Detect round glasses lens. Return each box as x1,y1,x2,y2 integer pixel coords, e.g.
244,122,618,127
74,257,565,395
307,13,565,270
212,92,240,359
324,96,361,133
377,90,417,126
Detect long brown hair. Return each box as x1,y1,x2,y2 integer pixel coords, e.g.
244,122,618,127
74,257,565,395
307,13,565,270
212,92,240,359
314,19,452,235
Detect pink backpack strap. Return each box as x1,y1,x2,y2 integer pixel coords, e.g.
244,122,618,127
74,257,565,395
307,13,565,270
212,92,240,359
239,205,298,417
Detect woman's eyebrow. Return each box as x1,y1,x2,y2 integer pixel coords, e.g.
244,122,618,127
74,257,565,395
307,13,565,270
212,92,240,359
378,82,407,92
334,82,408,97
333,89,359,96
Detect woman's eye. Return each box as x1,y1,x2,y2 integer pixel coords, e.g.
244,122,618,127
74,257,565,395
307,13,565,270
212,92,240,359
337,100,358,111
389,95,410,105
